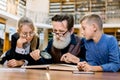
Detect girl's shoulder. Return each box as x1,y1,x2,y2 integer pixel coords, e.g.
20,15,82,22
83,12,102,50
12,33,19,39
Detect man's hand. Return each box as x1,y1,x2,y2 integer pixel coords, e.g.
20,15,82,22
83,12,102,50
7,59,25,67
30,49,41,61
60,53,80,64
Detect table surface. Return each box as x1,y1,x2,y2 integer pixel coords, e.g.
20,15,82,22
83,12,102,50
0,67,120,80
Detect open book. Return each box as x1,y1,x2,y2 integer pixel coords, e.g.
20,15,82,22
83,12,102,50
21,64,79,71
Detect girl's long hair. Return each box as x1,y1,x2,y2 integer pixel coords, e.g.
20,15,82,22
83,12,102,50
17,16,39,51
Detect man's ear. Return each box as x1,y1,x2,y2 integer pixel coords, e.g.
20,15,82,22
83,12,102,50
70,27,74,34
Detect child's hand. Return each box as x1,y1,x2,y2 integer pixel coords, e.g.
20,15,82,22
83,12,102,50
17,36,27,48
30,49,41,61
7,59,25,67
77,61,93,72
77,61,86,70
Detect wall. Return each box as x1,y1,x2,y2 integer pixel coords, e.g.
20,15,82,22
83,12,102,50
5,19,17,33
26,0,49,13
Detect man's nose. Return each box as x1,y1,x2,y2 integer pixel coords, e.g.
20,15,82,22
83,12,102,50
55,34,60,39
56,34,59,37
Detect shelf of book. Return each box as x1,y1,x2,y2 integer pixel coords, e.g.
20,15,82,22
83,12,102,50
49,0,120,24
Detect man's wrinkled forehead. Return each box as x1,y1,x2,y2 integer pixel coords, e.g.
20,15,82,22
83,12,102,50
52,20,67,28
61,20,67,27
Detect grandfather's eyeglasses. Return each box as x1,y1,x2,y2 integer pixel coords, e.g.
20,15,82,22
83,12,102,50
52,30,68,37
21,32,35,38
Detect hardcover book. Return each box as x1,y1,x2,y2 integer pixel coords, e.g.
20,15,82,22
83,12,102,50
21,64,78,71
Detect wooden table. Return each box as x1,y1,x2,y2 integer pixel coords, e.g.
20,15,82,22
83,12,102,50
0,68,120,80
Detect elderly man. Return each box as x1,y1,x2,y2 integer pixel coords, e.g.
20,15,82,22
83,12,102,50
30,14,86,64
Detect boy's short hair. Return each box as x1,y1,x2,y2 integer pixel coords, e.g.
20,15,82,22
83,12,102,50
80,14,103,30
52,14,74,31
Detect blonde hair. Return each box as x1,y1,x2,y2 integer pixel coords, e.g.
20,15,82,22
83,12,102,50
17,16,39,51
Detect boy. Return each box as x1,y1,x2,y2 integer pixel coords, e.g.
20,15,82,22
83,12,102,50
77,14,120,72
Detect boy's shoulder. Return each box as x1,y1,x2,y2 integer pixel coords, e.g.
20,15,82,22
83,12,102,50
103,34,116,40
102,34,118,44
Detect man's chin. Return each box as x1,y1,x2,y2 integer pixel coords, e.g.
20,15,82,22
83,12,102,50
53,43,68,49
53,40,70,49
53,32,71,49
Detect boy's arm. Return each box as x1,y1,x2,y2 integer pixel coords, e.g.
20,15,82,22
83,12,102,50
77,61,103,72
101,37,120,72
90,66,103,72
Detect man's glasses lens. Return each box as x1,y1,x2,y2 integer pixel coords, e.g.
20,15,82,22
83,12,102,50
52,30,68,37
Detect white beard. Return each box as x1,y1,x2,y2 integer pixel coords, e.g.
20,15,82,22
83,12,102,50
53,32,71,49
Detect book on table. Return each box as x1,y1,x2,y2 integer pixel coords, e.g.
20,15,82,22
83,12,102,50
21,64,79,71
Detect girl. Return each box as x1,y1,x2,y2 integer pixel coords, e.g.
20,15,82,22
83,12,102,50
2,17,40,67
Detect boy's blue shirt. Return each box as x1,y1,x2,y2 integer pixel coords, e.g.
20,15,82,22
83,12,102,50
84,34,120,72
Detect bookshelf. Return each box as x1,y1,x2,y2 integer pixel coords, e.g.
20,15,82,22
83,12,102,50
76,0,89,12
61,2,75,13
49,2,61,14
49,2,61,21
0,0,7,11
50,0,106,24
75,0,90,24
49,0,120,46
106,1,120,23
104,28,120,46
91,0,106,12
49,0,120,24
17,0,26,16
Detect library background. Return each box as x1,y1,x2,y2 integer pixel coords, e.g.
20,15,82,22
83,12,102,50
0,0,120,56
